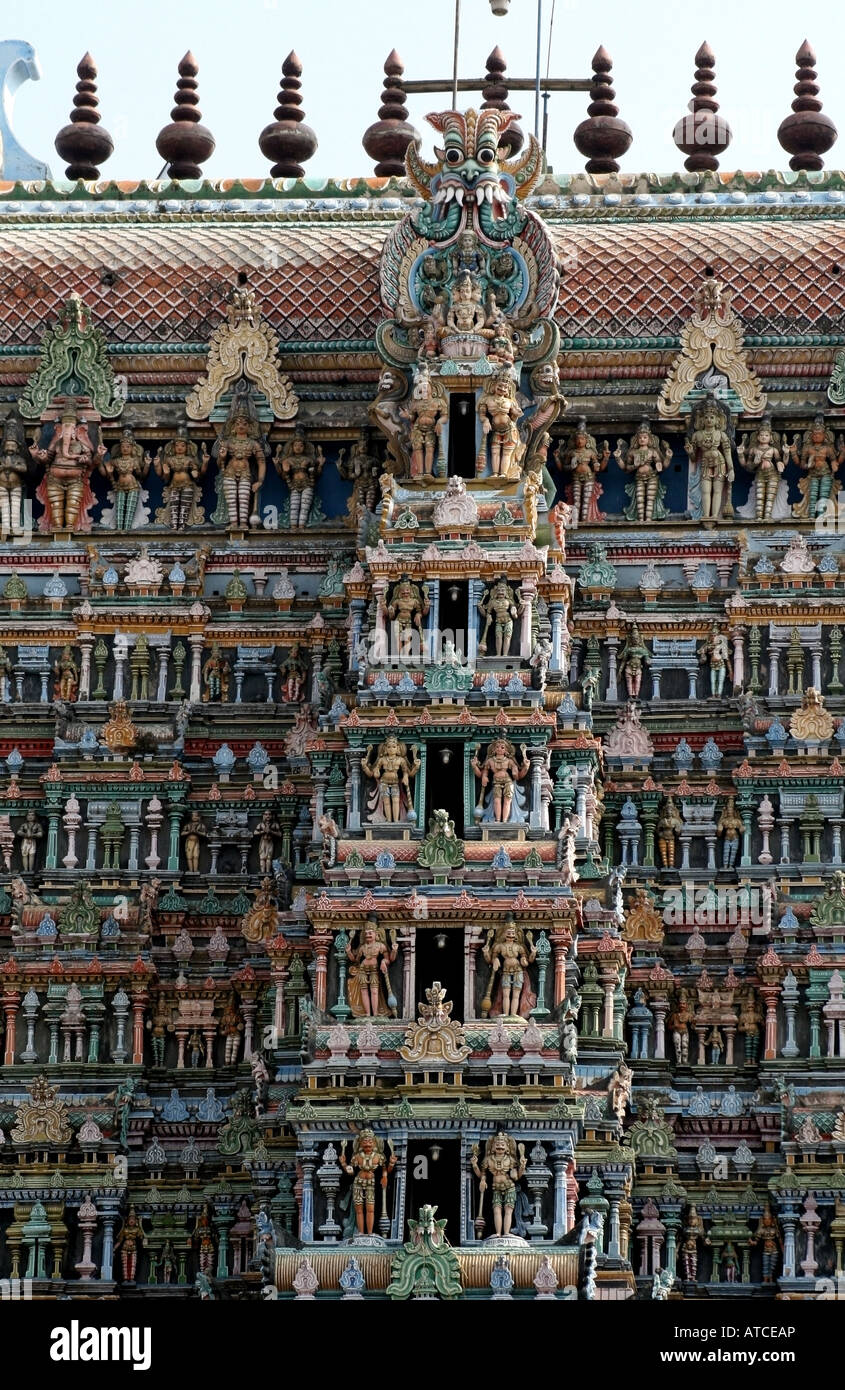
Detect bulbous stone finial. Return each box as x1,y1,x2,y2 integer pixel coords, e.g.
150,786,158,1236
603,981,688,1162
573,46,632,174
481,47,523,156
259,51,318,178
777,40,837,171
673,42,732,172
54,53,113,180
156,52,216,179
362,51,420,177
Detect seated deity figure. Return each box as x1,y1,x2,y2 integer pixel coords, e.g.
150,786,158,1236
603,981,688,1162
472,738,529,824
480,917,537,1018
274,428,324,528
790,413,844,520
0,413,29,537
737,418,785,522
685,396,734,522
214,398,267,530
556,420,609,523
471,1131,528,1238
477,370,523,478
31,400,104,532
614,419,672,522
154,427,208,529
444,271,486,337
338,1129,396,1236
404,365,446,479
477,576,523,657
361,735,420,824
346,919,399,1017
99,427,151,530
386,575,429,658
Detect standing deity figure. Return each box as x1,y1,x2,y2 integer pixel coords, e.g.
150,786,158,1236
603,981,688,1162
339,431,381,515
53,645,79,702
556,420,609,523
556,814,579,886
0,413,29,536
737,419,785,522
339,1129,396,1236
274,429,324,529
16,809,44,872
280,645,307,703
219,997,243,1064
657,794,683,870
100,427,151,530
668,988,693,1065
698,622,732,698
202,644,231,703
753,1207,782,1285
680,1204,705,1282
477,370,523,478
115,1207,146,1283
361,735,420,823
154,428,208,529
346,919,398,1017
480,917,536,1018
618,622,652,699
614,420,671,522
181,810,208,873
717,795,743,871
790,413,844,519
215,401,267,530
31,401,104,532
472,738,529,824
404,366,446,478
471,1131,527,1238
477,576,523,657
253,809,281,875
685,396,734,522
386,575,430,658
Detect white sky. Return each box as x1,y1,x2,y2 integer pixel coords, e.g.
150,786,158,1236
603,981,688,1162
3,0,845,180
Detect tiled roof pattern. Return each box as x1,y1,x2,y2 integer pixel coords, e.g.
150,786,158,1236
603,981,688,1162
0,215,843,345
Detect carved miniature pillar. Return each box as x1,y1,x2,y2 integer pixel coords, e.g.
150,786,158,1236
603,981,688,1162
426,580,440,663
569,636,581,689
112,988,129,1064
778,820,791,864
600,966,616,1038
127,823,140,873
45,805,61,870
100,1214,115,1281
550,929,569,1009
2,989,20,1064
811,646,822,691
467,579,483,665
607,1197,621,1259
695,1025,707,1066
605,636,619,702
724,1025,735,1067
760,984,780,1061
730,626,745,692
346,749,363,832
78,632,94,700
312,932,331,1013
651,993,668,1061
113,640,128,700
529,747,545,831
781,1207,797,1279
551,1146,570,1241
664,1213,679,1276
519,579,536,658
549,602,565,673
85,822,98,872
188,634,204,703
833,822,843,866
348,598,365,675
310,642,324,705
371,579,389,662
130,989,148,1065
781,971,800,1058
768,648,780,698
167,801,183,872
298,1143,317,1242
705,833,716,874
240,997,256,1061
156,644,170,704
20,989,38,1062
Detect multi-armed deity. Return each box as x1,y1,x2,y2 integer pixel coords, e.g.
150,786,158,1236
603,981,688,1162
471,1131,528,1238
685,395,734,522
0,413,30,537
100,427,152,530
212,392,268,530
790,413,844,519
477,576,523,658
557,419,609,524
362,735,420,823
31,399,104,532
154,428,208,529
614,419,671,522
472,738,529,824
274,428,324,527
385,575,430,658
737,418,786,522
346,919,399,1017
479,917,537,1018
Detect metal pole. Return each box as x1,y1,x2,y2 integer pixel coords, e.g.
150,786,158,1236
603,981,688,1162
452,0,461,108
534,0,543,139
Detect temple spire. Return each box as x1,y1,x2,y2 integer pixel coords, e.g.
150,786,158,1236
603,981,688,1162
156,52,216,179
673,42,732,172
362,51,419,177
573,46,632,174
54,54,113,181
481,47,523,156
777,40,837,171
259,52,318,178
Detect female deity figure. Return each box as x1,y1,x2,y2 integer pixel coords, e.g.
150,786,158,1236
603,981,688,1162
219,997,243,1064
100,427,151,530
480,917,537,1018
16,810,44,873
614,419,671,522
717,795,743,871
618,622,651,699
556,420,609,523
215,401,267,530
361,735,420,824
181,811,208,873
668,988,693,1065
753,1207,782,1284
190,1205,216,1275
477,370,523,478
737,418,785,522
53,645,79,702
680,1204,705,1281
698,621,732,698
471,1131,527,1238
154,427,208,529
404,366,446,479
477,576,523,658
472,738,529,824
253,809,280,875
274,429,324,529
339,1129,396,1236
657,794,683,870
202,644,231,703
386,575,429,658
685,396,734,522
31,400,104,532
0,413,29,537
346,919,398,1017
790,413,844,519
115,1206,146,1283
280,645,307,703
338,431,381,515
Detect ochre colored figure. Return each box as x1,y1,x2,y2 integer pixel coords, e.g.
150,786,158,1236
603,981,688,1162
477,370,523,477
790,413,844,519
115,1206,146,1283
557,421,609,523
361,735,420,823
339,1129,396,1235
480,917,536,1018
202,643,231,702
657,794,683,869
181,810,208,873
471,1131,527,1237
53,644,79,702
717,794,743,871
386,575,429,658
614,419,671,522
618,622,651,699
346,920,398,1017
31,401,103,532
16,810,44,873
404,366,446,478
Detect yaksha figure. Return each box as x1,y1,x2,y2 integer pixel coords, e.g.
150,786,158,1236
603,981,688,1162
698,621,732,698
477,370,523,478
362,735,420,823
480,916,536,1018
386,575,429,658
618,622,651,700
472,738,529,824
614,420,671,522
181,810,208,873
100,427,151,530
31,400,104,532
16,809,44,873
202,644,231,703
154,427,208,529
737,418,785,522
274,428,324,528
404,365,446,478
478,576,523,658
346,918,398,1017
790,413,844,519
717,795,743,871
657,794,683,870
53,644,79,702
339,1129,396,1236
556,419,609,524
685,396,734,522
0,413,29,537
215,400,267,530
253,809,280,875
471,1131,527,1238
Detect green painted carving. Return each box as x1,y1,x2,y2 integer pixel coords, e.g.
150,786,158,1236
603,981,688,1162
19,294,124,419
829,350,845,405
60,880,100,937
386,1206,462,1300
810,870,845,928
417,810,465,871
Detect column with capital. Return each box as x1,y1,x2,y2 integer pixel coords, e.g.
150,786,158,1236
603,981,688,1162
346,746,363,832
188,633,204,703
156,643,170,704
311,930,332,1013
730,625,745,693
78,631,94,700
2,988,20,1064
130,987,148,1065
519,577,536,657
606,635,619,702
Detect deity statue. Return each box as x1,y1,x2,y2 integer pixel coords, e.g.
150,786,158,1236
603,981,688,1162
737,418,785,522
115,1206,146,1283
668,988,693,1065
100,427,151,530
368,366,412,477
477,370,523,478
274,428,324,528
753,1206,782,1285
154,427,208,529
609,1059,633,1122
346,918,398,1017
280,645,307,703
685,396,734,522
477,576,523,657
31,400,104,532
472,738,529,824
214,397,267,530
614,420,672,522
361,736,420,823
717,795,743,871
698,622,732,698
471,1131,527,1238
52,644,79,702
480,916,537,1018
181,810,208,873
16,809,44,872
403,366,446,478
253,809,281,875
386,575,430,658
657,794,683,870
339,431,381,515
790,414,844,519
556,420,609,524
202,644,231,702
444,271,486,336
0,413,29,537
618,622,651,699
338,1128,396,1236
680,1204,705,1281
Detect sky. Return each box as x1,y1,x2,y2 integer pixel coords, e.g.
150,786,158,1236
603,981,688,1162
2,0,844,181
